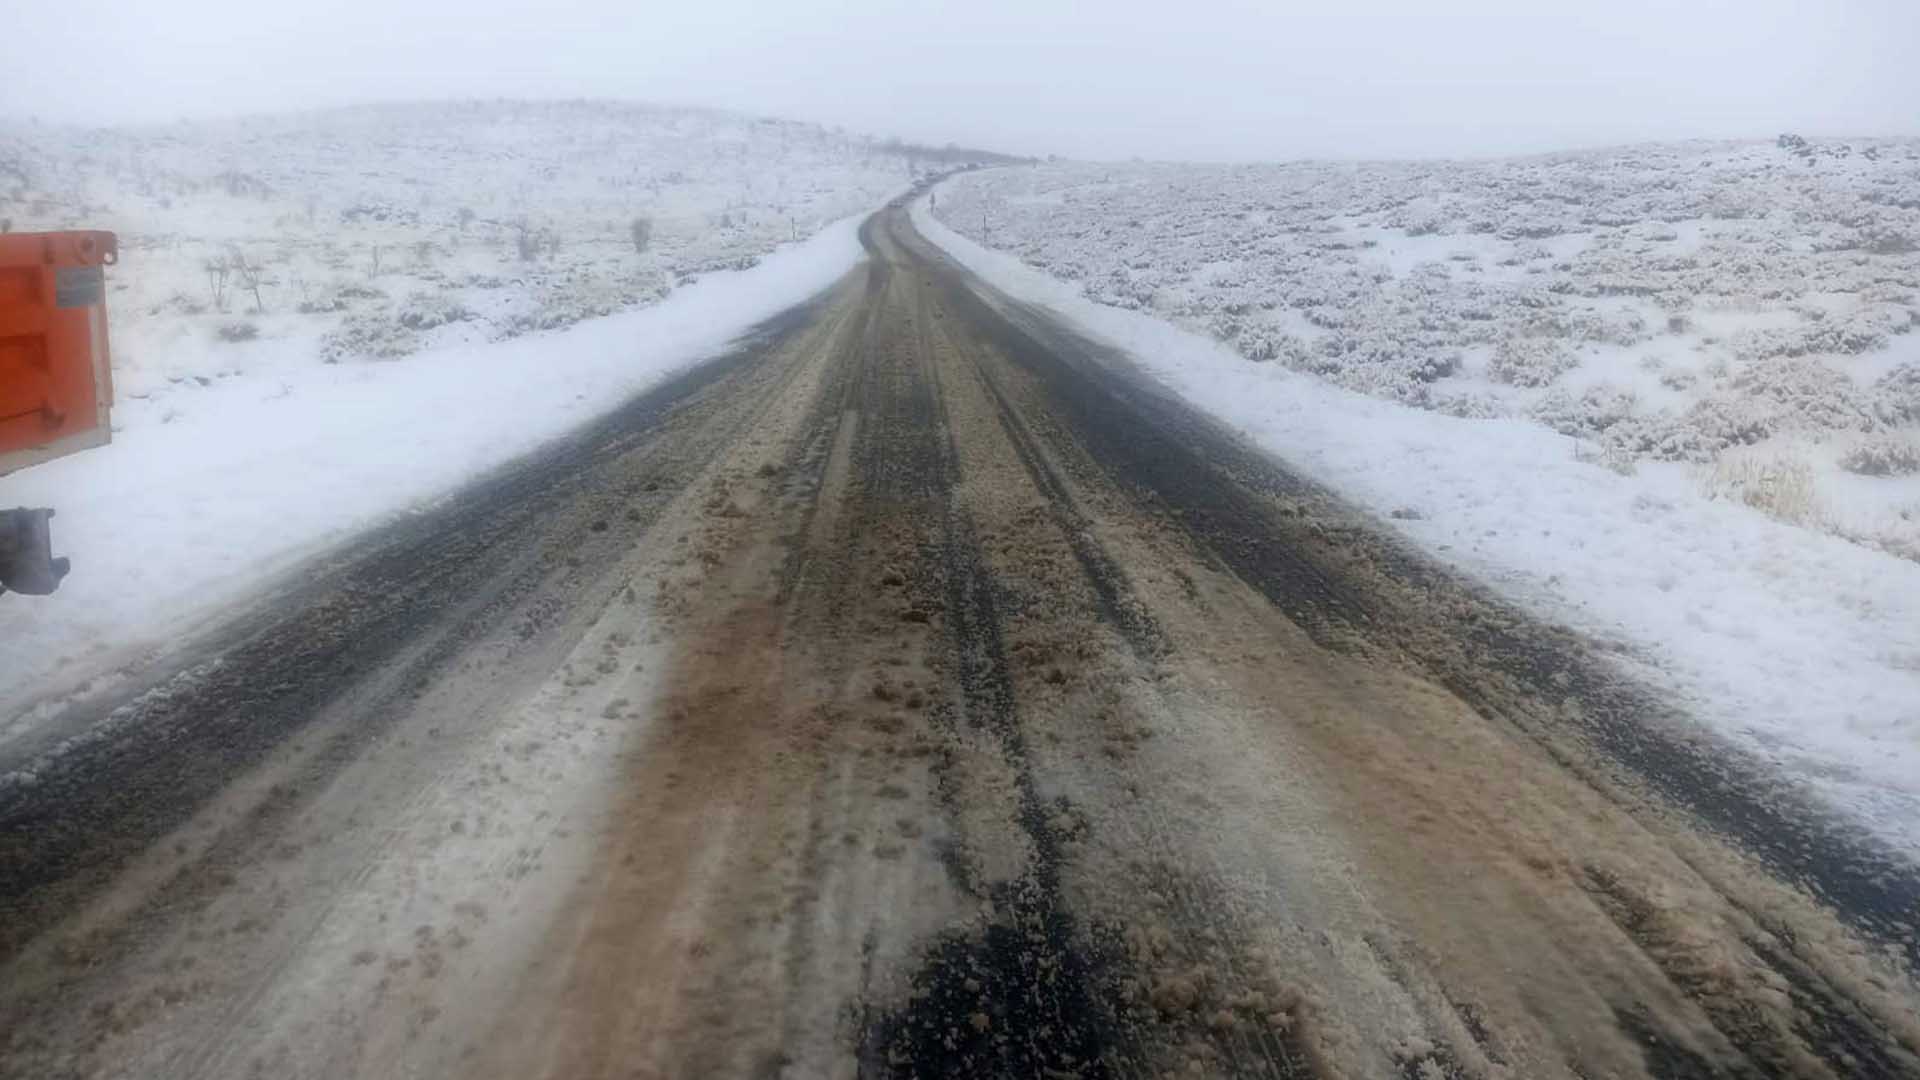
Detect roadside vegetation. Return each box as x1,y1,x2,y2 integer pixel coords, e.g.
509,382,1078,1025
934,137,1920,560
0,101,935,402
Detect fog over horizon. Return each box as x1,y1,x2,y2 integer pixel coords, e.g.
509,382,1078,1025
6,0,1919,161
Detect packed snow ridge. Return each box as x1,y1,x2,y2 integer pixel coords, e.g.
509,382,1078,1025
934,138,1920,561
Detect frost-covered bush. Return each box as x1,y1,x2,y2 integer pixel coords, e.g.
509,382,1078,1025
1300,334,1458,405
296,280,382,314
1864,227,1917,256
1730,307,1904,361
295,293,347,314
1701,452,1826,526
1488,336,1576,387
1528,305,1650,348
1839,435,1920,477
1230,323,1308,364
1728,358,1874,434
317,293,476,360
394,292,469,331
1645,397,1773,461
1532,386,1641,442
320,311,418,363
1431,392,1504,420
215,320,259,343
1874,364,1920,424
503,272,672,337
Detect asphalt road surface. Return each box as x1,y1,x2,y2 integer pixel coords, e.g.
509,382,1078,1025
3,202,1918,1079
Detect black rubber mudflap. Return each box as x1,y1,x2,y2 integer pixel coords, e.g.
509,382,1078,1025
0,508,69,596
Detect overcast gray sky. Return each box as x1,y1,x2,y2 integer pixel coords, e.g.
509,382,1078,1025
6,0,1918,160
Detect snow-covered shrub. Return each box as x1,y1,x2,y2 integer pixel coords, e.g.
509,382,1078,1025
1488,336,1576,387
1862,226,1916,255
1567,307,1650,347
320,311,417,363
394,292,469,331
160,293,206,317
1731,308,1901,361
503,272,671,337
1573,440,1638,476
1875,364,1920,424
1231,324,1308,364
1839,435,1920,477
1638,396,1772,461
1431,392,1504,419
1701,452,1826,526
1304,334,1458,405
1531,386,1640,441
514,223,556,262
295,292,347,314
215,320,259,343
1728,358,1874,434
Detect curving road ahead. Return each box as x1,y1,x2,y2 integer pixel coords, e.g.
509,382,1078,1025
2,201,1918,1079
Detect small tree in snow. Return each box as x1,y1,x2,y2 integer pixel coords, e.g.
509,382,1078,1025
228,247,266,314
630,216,653,254
205,256,232,312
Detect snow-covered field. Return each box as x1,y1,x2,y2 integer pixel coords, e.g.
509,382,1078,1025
0,102,904,723
934,141,1920,561
918,153,1920,855
0,101,915,396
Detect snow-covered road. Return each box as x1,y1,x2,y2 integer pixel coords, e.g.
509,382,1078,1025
2,201,1915,1080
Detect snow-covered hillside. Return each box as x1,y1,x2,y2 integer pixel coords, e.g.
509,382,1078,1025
934,140,1920,560
0,101,917,401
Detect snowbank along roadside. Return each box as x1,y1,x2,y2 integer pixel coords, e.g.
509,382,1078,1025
0,212,873,729
914,186,1920,858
